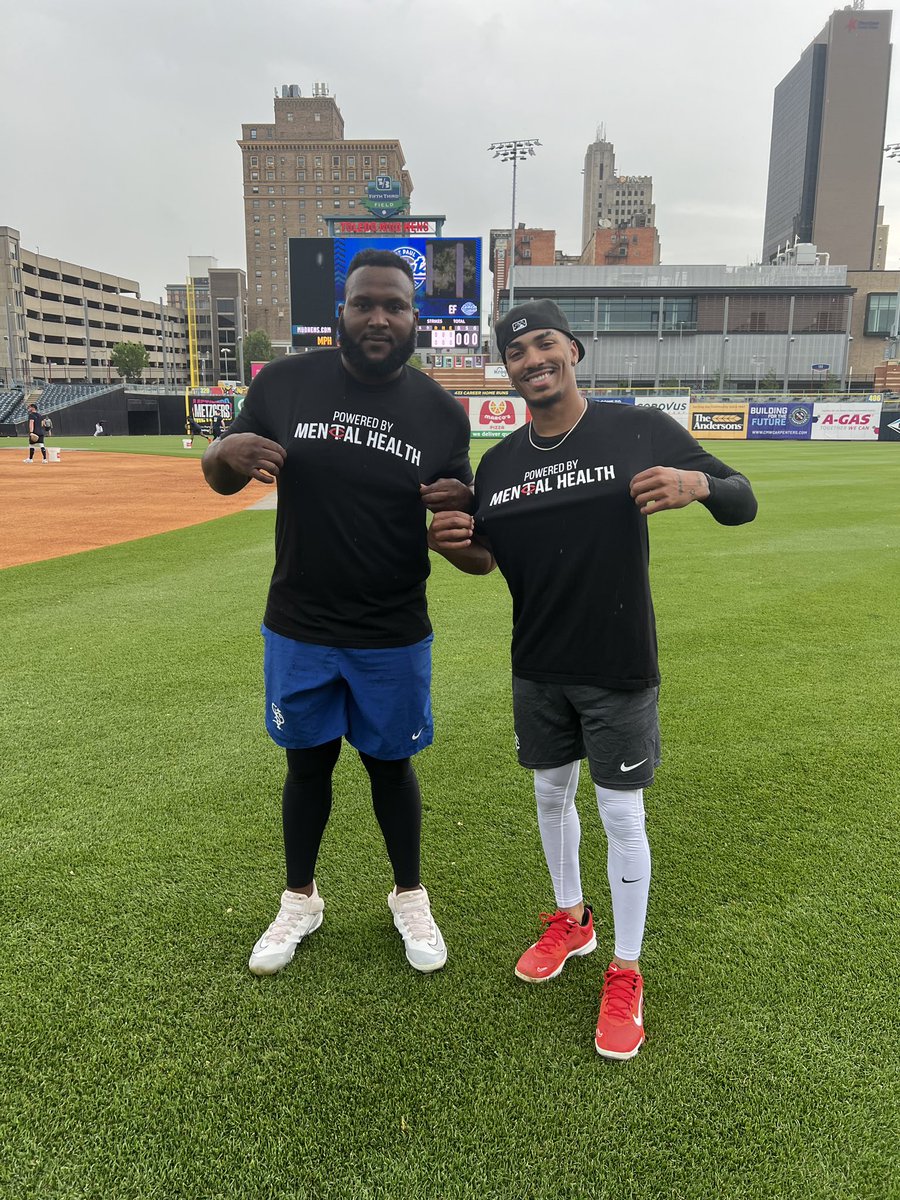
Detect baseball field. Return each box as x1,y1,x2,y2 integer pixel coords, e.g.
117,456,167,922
1,438,898,1200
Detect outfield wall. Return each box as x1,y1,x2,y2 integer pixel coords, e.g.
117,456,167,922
451,392,899,441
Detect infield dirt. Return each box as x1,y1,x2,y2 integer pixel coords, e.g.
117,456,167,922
1,450,271,569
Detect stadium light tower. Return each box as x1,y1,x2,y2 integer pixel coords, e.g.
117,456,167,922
883,143,900,355
488,139,541,315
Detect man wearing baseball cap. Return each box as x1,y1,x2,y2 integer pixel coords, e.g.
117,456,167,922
430,299,757,1059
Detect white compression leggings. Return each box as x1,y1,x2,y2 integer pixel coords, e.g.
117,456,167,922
533,762,651,962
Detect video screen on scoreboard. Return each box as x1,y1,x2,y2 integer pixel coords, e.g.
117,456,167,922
289,237,482,352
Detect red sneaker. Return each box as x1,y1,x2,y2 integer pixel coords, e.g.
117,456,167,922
514,906,597,982
595,962,645,1060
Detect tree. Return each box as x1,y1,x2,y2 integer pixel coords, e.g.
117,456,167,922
243,329,274,380
711,370,732,393
110,341,150,383
820,371,840,393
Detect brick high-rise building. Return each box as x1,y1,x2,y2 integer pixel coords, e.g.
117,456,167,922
489,224,556,317
582,225,660,266
581,129,655,253
239,83,412,353
762,8,893,268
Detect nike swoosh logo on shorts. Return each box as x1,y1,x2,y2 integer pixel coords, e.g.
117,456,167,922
411,727,425,741
620,758,648,773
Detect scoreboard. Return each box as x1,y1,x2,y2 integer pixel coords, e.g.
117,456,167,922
425,321,481,349
289,236,482,352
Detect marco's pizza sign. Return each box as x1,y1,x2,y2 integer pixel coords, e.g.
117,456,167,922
451,391,528,438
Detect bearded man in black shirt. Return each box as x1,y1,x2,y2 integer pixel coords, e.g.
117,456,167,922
203,250,473,978
429,300,757,1059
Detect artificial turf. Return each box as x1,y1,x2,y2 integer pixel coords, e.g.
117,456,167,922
1,440,898,1199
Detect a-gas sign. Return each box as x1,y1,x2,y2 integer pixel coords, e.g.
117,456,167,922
811,403,882,441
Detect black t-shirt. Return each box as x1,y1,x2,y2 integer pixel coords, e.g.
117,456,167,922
226,351,473,648
474,402,757,689
29,410,44,438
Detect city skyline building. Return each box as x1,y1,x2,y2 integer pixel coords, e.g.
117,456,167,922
498,261,855,390
499,259,899,391
762,7,893,268
238,83,413,353
166,257,247,387
489,224,556,321
0,225,188,388
580,128,656,254
581,225,660,267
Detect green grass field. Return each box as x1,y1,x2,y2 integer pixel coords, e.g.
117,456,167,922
35,435,208,458
2,440,898,1200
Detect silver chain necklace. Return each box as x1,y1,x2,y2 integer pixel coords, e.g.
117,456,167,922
528,399,589,452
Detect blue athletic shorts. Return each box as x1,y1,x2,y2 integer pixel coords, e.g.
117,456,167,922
262,625,434,760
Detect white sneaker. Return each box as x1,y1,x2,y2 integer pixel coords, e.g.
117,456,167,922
23,457,32,463
248,884,324,976
387,886,447,973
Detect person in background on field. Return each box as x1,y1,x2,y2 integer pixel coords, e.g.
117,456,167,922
201,248,473,980
212,414,224,441
93,422,104,437
41,415,53,438
429,300,757,1061
24,402,48,463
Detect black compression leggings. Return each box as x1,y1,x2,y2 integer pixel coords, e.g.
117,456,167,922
282,738,422,889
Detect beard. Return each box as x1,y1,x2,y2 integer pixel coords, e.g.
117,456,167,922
516,372,569,412
338,314,418,379
521,383,567,411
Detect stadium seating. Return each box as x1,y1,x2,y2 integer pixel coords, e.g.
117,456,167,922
0,389,24,423
5,383,120,426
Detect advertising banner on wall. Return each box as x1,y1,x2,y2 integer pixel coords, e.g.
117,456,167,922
185,385,247,426
451,391,527,438
878,411,900,440
689,403,748,439
636,396,690,428
747,401,814,440
811,402,882,441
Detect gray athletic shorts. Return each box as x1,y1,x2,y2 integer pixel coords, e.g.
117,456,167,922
512,677,661,789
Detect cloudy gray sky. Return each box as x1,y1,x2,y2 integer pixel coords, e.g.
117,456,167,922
4,0,900,300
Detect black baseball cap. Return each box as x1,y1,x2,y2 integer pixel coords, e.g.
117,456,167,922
495,299,586,362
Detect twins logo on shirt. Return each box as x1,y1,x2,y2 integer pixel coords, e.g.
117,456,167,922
294,410,422,466
489,459,616,507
